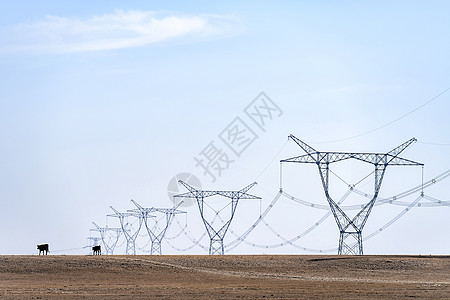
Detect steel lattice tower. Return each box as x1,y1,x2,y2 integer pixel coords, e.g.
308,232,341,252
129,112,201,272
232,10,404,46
129,200,186,255
108,207,143,255
87,236,101,245
91,222,122,255
175,181,260,255
281,135,423,255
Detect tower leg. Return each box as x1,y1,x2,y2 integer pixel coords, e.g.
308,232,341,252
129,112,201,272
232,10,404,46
338,231,363,255
151,240,162,255
126,240,136,255
209,239,224,255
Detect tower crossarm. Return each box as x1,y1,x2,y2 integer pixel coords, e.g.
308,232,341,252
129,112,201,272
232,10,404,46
108,206,142,219
128,208,157,217
289,134,317,155
130,199,144,211
129,200,158,216
150,202,186,214
281,154,318,163
283,137,422,166
351,138,421,165
171,201,184,211
106,227,122,232
216,182,260,200
282,152,422,165
108,206,127,218
91,222,122,233
174,181,218,198
176,180,206,197
173,191,197,198
90,227,120,233
108,206,122,217
153,208,186,215
174,190,218,198
384,155,423,166
351,153,386,164
387,137,417,157
175,181,261,200
238,182,257,194
215,191,261,199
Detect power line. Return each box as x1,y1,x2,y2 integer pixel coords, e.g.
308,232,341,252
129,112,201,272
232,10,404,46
418,141,450,147
254,138,289,181
312,87,450,144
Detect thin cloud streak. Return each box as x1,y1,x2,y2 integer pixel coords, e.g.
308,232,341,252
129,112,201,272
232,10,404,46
0,10,239,54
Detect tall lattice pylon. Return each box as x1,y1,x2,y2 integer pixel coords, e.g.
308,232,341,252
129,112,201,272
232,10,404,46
108,207,143,255
175,181,260,255
129,200,185,255
91,222,122,255
281,135,423,255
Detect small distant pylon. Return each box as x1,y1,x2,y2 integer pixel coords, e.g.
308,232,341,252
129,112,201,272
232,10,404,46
108,207,143,255
175,181,260,255
129,200,186,255
281,135,423,255
91,222,122,255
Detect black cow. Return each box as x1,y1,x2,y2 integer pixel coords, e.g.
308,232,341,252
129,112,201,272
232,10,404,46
92,245,101,255
37,244,49,255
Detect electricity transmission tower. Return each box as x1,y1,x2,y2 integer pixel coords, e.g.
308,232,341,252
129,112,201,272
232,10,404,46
91,222,122,255
175,181,260,255
108,207,143,255
281,135,423,255
129,200,186,255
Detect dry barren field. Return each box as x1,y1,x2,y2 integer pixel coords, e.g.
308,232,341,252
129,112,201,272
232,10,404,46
1,255,450,299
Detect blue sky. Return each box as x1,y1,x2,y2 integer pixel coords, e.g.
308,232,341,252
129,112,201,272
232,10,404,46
0,1,449,255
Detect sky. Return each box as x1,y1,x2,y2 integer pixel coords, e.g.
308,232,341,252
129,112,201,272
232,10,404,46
0,0,449,255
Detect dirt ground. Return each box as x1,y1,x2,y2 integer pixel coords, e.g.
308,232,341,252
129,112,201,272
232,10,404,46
0,255,449,299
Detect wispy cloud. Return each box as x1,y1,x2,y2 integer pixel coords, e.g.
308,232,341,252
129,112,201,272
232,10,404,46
0,10,239,54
